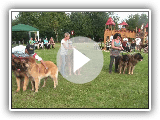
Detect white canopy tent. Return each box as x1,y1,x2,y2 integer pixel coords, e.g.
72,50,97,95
29,31,39,41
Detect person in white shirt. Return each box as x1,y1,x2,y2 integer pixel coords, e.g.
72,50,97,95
110,34,113,42
135,36,141,51
123,37,128,42
12,45,26,55
60,32,71,77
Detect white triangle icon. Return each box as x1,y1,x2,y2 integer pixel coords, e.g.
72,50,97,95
73,48,90,73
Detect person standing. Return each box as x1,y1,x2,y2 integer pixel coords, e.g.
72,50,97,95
122,40,127,51
135,36,141,51
110,34,113,42
109,33,123,73
131,40,136,52
60,32,70,77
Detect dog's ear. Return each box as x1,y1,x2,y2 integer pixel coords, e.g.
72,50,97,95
134,53,140,59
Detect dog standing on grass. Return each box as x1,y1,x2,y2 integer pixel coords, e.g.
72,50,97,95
12,54,30,92
119,54,130,74
127,53,143,75
25,57,58,92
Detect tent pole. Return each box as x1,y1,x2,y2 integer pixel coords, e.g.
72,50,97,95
29,31,31,38
28,31,31,44
37,31,39,41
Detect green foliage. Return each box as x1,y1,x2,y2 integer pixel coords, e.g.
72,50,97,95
12,12,110,42
12,12,148,43
70,12,110,41
126,13,148,31
12,12,71,42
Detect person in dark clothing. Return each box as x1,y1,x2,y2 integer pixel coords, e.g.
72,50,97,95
109,33,123,73
25,44,48,73
131,40,136,52
122,41,127,51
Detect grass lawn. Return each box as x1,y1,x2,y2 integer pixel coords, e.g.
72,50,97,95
11,43,149,109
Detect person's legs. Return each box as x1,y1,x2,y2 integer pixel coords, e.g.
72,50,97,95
61,55,66,77
133,46,135,52
44,44,47,49
48,44,50,49
109,56,115,73
136,45,140,51
115,56,120,72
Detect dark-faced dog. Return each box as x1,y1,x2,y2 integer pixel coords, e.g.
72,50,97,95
12,54,30,92
139,43,148,52
119,54,130,74
127,53,143,75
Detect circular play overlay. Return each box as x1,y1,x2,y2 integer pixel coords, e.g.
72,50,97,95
57,37,103,84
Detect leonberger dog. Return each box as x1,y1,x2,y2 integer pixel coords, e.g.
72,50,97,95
139,43,148,52
12,54,30,92
119,54,130,74
25,57,58,92
127,53,143,75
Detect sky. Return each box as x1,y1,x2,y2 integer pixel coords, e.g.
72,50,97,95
12,12,19,20
110,12,148,23
12,11,148,24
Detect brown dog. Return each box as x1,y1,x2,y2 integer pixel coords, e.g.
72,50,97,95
139,43,148,52
119,55,130,74
127,53,143,75
26,57,58,92
12,54,30,92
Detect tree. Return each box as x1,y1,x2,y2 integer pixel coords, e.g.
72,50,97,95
69,12,92,37
126,13,148,31
12,11,117,42
70,12,110,41
12,12,71,42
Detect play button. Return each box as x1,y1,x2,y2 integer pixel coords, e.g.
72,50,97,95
57,36,103,84
73,48,90,73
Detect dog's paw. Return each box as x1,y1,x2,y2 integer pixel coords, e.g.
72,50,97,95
34,89,38,92
31,88,35,91
16,89,20,92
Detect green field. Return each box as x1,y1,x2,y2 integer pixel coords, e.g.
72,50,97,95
11,43,149,109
